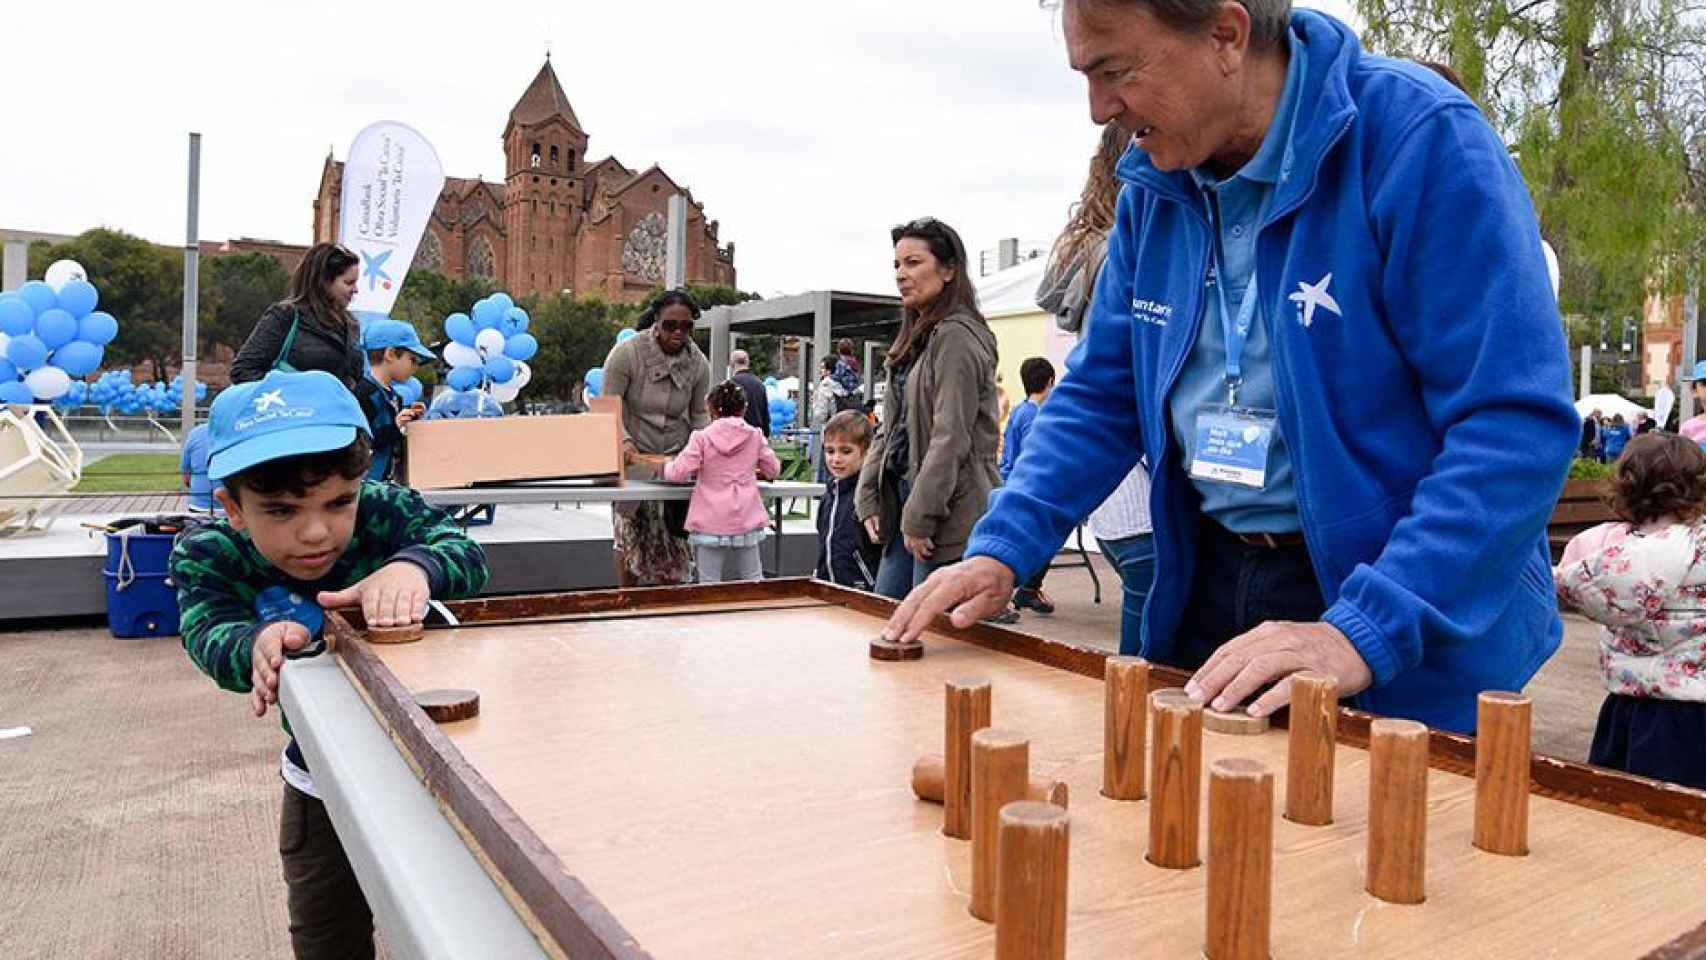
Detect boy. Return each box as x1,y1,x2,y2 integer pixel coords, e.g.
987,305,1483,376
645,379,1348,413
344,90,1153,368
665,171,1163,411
180,422,218,514
358,319,433,482
1001,357,1056,614
816,410,881,591
172,369,488,958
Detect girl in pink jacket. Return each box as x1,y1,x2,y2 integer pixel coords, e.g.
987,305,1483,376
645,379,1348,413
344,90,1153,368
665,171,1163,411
664,380,782,582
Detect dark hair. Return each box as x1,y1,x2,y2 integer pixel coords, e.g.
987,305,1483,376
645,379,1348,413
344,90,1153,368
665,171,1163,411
888,217,983,367
1608,433,1706,526
823,410,873,449
1417,60,1469,93
1020,357,1057,395
708,379,747,418
821,356,838,374
637,289,702,332
286,243,360,333
836,338,856,358
224,434,373,501
1052,0,1292,50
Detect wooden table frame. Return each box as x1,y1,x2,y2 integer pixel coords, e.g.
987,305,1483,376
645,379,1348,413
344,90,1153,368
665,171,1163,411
324,578,1706,960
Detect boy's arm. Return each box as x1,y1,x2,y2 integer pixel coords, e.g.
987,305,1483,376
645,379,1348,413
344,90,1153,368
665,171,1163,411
362,383,404,449
377,484,490,600
172,531,262,694
756,441,781,481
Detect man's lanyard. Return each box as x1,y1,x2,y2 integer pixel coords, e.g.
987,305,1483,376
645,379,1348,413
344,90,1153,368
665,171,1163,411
1205,189,1262,408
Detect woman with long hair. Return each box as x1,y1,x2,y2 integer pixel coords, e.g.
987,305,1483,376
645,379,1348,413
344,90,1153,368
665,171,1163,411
230,243,365,388
855,217,1002,600
602,288,712,585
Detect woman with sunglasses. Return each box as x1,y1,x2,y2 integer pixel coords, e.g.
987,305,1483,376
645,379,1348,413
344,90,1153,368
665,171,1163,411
856,218,1004,603
602,289,712,586
230,243,366,389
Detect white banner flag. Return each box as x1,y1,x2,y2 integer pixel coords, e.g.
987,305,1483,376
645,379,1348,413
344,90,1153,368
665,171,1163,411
339,121,445,317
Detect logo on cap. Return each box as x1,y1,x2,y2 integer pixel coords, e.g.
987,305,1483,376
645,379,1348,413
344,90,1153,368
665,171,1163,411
254,389,286,412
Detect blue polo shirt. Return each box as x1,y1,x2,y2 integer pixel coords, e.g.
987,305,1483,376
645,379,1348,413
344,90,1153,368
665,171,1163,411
180,423,220,512
1167,33,1306,533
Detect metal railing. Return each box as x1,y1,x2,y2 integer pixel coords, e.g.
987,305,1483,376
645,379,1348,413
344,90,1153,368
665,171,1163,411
52,407,213,446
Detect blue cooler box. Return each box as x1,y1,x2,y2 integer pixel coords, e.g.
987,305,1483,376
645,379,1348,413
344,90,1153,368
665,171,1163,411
104,523,182,638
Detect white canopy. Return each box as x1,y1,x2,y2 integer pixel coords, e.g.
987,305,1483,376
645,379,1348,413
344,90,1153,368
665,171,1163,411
1575,393,1652,422
975,256,1051,320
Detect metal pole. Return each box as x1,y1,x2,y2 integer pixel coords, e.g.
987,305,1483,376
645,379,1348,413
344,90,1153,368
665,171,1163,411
664,194,687,290
181,132,201,440
1683,284,1701,424
1578,345,1591,401
2,241,25,291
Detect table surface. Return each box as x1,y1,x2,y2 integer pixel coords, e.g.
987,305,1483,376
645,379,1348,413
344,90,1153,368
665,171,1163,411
356,596,1706,960
418,479,823,507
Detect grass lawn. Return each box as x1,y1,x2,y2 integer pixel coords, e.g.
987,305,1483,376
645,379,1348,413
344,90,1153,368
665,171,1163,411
71,453,185,494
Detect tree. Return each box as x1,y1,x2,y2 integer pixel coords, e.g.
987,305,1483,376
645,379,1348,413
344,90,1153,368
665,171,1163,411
199,252,289,355
526,295,628,402
390,269,499,343
1354,0,1706,316
28,229,183,377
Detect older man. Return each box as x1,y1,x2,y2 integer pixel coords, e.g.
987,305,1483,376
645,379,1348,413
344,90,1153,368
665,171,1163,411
729,349,771,437
883,0,1577,733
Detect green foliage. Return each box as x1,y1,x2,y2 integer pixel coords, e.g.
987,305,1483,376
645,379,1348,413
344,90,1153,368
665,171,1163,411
199,253,289,356
1568,457,1614,480
527,294,636,402
390,269,499,341
28,229,183,376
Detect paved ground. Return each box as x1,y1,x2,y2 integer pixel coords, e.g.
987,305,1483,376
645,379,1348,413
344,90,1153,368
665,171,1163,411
0,558,1606,958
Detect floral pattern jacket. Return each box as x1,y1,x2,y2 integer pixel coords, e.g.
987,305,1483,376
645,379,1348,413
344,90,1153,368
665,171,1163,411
1555,520,1706,701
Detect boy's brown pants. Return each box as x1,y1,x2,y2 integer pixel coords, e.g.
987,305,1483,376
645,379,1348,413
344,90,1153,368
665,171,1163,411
280,783,374,960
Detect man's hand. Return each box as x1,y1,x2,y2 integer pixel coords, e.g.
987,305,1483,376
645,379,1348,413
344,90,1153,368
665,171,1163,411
903,533,935,561
250,620,312,718
317,562,431,629
863,515,881,542
881,557,1017,644
1186,621,1372,718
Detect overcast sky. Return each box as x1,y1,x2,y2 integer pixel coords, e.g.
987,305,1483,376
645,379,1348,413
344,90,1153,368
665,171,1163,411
5,0,1357,298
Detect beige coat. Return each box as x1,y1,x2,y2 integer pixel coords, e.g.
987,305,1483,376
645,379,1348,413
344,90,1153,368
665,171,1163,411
603,330,711,456
856,311,1001,564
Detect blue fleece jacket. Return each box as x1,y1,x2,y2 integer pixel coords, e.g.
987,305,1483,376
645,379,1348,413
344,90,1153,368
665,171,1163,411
966,11,1577,733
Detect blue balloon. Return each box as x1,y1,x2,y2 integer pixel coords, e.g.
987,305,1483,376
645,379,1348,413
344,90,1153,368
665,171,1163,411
490,292,515,314
17,281,56,316
56,280,98,319
34,308,78,349
471,298,503,329
195,382,208,400
615,328,637,344
503,307,530,335
444,312,475,346
0,381,33,405
483,355,516,384
0,359,14,382
394,376,423,406
0,296,33,336
502,333,538,362
52,341,103,377
7,334,49,371
446,366,482,391
78,311,118,346
584,367,604,397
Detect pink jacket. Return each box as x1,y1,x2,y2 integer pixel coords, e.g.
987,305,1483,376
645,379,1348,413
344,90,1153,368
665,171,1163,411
662,416,781,536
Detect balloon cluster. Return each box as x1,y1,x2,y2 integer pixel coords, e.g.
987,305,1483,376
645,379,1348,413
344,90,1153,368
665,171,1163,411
0,259,119,405
68,369,207,414
441,292,538,408
765,376,798,428
581,327,638,400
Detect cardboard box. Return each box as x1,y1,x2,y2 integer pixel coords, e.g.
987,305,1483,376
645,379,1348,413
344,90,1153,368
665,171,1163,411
405,399,624,490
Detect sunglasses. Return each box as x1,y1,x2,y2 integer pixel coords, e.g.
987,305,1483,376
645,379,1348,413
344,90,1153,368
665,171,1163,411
891,216,946,245
656,318,695,334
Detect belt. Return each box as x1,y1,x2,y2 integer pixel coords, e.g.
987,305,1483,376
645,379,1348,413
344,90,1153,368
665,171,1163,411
1232,530,1306,549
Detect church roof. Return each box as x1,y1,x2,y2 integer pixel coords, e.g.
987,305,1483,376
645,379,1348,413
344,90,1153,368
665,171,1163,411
508,59,582,132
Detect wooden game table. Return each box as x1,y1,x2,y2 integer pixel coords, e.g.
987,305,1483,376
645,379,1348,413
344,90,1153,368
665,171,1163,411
280,579,1706,960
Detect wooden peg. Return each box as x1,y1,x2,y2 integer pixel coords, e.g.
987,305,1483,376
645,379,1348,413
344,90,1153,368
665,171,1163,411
1284,671,1338,826
1206,758,1274,960
970,728,1030,923
995,801,1070,960
870,637,924,661
1147,688,1203,870
1101,656,1148,801
1474,690,1532,856
1366,717,1429,904
911,755,1068,808
944,676,993,840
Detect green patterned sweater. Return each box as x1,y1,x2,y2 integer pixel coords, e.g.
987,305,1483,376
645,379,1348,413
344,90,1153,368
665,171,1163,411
172,480,488,697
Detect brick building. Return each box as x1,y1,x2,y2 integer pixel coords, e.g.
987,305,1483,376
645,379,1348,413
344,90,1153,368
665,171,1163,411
311,58,736,303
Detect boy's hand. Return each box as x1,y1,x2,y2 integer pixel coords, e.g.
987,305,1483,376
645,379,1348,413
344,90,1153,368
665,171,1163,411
251,620,312,718
396,405,424,429
863,516,881,542
317,562,431,629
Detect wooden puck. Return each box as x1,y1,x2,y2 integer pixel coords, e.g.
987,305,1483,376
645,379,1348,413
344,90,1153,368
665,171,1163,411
415,688,479,723
366,622,424,644
870,637,924,661
1204,707,1269,735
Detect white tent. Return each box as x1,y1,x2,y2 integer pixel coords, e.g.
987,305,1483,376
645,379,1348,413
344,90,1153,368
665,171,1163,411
1574,393,1652,422
976,256,1050,319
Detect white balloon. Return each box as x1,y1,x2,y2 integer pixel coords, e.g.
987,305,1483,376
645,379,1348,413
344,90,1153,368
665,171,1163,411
511,361,532,389
442,342,483,369
24,365,72,400
489,380,522,403
474,327,506,358
43,260,88,293
1541,239,1560,300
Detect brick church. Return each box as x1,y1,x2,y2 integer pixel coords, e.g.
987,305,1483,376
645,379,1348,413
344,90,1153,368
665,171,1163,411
311,58,736,302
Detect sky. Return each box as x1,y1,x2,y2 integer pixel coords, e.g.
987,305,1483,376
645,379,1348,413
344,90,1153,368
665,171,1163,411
3,0,1357,299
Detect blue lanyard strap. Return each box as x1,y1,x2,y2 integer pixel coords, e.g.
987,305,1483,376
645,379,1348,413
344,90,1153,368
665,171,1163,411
1205,190,1261,406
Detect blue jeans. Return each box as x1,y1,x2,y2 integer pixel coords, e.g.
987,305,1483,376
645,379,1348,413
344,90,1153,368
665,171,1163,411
1096,534,1156,656
1171,518,1326,670
874,529,943,600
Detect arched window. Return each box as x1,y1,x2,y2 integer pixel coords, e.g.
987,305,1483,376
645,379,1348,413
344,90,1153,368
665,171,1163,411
466,235,495,279
568,150,576,171
530,143,541,169
415,229,444,272
549,145,560,166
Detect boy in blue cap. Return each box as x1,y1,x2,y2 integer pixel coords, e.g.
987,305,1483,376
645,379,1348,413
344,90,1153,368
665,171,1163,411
358,319,434,482
170,369,487,958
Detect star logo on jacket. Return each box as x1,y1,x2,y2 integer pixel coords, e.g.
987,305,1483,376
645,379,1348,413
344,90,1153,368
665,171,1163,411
254,389,286,412
1288,273,1341,328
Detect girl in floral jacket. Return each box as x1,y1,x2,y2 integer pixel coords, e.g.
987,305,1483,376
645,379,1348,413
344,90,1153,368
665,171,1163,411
1555,433,1706,790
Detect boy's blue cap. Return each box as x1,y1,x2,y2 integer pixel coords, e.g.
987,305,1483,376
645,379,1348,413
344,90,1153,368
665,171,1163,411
362,319,435,360
1684,361,1706,382
207,370,371,481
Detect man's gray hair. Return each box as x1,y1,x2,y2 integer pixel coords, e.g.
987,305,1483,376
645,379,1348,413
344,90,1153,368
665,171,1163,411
1052,0,1292,50
730,349,751,369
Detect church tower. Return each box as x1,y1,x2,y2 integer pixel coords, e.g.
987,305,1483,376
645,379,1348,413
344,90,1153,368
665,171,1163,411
503,56,588,295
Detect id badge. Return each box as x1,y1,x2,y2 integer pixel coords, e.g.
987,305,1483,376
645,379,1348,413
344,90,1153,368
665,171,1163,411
1190,405,1277,489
